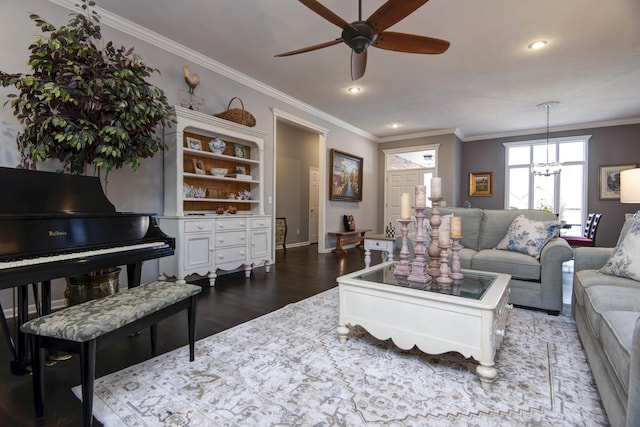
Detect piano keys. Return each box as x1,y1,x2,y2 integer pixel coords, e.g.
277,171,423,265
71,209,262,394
0,166,175,374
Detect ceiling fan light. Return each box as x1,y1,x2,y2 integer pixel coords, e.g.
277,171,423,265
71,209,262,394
347,86,361,94
528,40,548,50
389,122,401,129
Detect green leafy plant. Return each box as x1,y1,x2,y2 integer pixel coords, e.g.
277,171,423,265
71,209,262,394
0,0,174,175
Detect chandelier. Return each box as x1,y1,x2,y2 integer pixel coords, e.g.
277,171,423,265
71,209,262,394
531,101,561,177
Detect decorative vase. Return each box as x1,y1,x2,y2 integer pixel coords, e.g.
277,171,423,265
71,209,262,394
208,138,226,154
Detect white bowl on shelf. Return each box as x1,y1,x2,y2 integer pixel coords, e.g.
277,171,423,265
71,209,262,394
209,168,227,177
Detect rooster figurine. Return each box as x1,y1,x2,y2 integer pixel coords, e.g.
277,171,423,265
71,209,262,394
183,65,200,95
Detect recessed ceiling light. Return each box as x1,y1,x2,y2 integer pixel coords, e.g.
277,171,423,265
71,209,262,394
347,86,361,94
389,122,402,129
528,40,548,50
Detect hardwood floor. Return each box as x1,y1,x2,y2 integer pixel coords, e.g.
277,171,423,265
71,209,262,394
0,244,375,427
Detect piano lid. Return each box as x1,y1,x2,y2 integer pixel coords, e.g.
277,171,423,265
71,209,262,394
0,167,116,215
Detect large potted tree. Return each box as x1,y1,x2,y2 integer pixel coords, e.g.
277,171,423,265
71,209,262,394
0,0,174,304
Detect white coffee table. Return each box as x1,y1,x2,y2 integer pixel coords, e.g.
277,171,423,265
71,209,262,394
336,262,511,390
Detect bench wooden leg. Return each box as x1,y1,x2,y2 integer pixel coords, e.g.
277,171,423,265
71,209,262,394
80,340,96,427
150,324,158,357
30,334,45,418
188,295,197,362
332,237,346,254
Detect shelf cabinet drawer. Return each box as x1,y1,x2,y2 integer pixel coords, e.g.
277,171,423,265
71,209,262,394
216,218,247,231
215,231,246,248
216,247,246,264
184,220,213,233
250,217,270,229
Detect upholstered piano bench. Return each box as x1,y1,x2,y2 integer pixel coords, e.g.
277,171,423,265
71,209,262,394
20,280,201,427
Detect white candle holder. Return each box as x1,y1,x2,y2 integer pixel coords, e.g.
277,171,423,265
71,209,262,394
436,239,452,287
393,219,412,284
427,197,443,277
407,206,432,287
450,237,464,284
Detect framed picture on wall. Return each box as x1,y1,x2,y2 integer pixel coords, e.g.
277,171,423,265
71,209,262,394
599,164,636,200
329,149,363,202
469,172,493,196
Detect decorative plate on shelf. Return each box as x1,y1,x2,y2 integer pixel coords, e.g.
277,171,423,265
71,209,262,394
208,138,226,154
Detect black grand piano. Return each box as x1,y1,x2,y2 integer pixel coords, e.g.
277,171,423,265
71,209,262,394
0,167,175,375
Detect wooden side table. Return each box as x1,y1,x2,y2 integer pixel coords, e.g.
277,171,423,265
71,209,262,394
328,229,371,254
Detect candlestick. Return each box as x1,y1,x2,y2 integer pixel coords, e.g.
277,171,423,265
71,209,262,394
407,206,432,288
400,192,411,219
436,239,452,288
450,237,464,284
415,185,426,207
431,177,442,198
427,197,442,277
393,219,412,284
450,216,462,238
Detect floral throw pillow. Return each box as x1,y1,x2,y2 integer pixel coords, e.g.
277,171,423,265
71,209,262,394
495,215,562,259
599,215,640,281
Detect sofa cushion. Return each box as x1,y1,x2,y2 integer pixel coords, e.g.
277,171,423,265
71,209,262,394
478,209,558,250
458,247,475,270
425,208,483,251
494,214,562,259
599,310,640,394
471,249,541,280
583,286,640,339
600,214,640,281
573,269,640,306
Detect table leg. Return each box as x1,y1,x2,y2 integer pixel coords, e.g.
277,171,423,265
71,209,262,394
337,324,350,344
364,248,372,268
476,362,498,390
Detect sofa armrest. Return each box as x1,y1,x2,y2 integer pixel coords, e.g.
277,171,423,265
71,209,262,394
538,238,574,313
628,316,640,427
574,247,614,271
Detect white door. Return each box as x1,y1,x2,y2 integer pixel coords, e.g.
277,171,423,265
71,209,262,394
309,167,320,243
386,170,420,226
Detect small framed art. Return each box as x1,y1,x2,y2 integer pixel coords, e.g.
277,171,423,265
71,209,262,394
469,172,492,196
192,158,206,175
599,164,636,200
233,143,247,158
186,136,202,150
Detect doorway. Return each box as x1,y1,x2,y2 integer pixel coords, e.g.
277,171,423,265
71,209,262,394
273,109,328,255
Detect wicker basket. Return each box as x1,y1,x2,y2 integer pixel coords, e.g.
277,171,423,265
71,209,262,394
213,97,256,127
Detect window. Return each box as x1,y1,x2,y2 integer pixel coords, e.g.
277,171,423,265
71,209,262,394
504,137,589,236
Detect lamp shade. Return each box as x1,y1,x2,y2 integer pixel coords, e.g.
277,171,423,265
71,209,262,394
620,168,640,203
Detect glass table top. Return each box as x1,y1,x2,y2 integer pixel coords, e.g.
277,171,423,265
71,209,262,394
353,263,498,300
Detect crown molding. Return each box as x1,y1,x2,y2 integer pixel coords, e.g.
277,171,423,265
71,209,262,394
48,0,376,141
45,1,640,145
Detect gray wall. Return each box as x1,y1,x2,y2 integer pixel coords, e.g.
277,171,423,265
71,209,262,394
461,123,640,247
276,121,319,246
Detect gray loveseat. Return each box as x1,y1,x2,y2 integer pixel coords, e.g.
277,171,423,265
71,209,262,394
420,207,573,314
572,220,640,426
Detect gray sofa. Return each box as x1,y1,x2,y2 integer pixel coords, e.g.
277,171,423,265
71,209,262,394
572,240,640,426
420,207,574,314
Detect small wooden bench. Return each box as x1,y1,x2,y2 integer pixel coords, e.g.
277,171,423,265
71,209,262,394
20,281,201,427
328,229,372,254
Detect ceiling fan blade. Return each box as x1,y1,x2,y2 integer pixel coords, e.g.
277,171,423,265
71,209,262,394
274,38,343,57
373,32,450,54
351,49,367,80
299,0,355,30
367,0,430,33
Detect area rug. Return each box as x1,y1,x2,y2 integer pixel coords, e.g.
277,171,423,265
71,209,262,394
73,287,608,426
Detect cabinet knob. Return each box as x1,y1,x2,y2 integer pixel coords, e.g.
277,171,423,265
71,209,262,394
219,224,225,229
241,237,245,241
218,255,224,260
218,238,225,243
197,225,203,230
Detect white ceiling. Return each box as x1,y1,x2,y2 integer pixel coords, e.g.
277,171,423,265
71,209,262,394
84,0,640,140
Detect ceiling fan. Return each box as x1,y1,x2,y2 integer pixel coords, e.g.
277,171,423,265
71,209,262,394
274,0,450,80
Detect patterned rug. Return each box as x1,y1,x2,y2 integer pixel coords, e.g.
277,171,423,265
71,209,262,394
73,287,608,426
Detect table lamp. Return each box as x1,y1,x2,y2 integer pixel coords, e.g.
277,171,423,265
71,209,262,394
620,168,640,203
